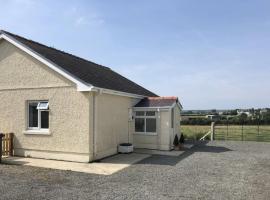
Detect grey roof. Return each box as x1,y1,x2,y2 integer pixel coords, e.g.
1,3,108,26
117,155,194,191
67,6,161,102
0,30,157,97
135,97,179,107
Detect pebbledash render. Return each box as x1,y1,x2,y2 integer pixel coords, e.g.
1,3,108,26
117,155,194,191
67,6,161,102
0,30,183,162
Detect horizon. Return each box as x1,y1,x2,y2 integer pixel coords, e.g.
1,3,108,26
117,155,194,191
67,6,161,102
182,107,270,111
1,0,270,109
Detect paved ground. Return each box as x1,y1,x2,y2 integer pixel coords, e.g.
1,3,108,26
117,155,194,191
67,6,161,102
2,153,150,175
0,141,270,200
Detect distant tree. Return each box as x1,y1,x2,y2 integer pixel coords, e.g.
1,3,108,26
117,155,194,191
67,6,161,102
239,113,248,123
211,109,217,114
182,111,193,114
230,110,238,115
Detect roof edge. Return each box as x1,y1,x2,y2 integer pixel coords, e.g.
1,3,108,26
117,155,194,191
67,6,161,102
91,87,146,98
0,31,92,91
0,31,154,97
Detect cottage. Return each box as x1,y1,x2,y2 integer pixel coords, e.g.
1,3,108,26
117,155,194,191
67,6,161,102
0,30,182,162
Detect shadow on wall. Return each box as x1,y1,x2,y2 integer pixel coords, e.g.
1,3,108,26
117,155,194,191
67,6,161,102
136,141,232,166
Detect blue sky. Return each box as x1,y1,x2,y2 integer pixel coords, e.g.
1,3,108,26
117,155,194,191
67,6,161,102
1,0,270,109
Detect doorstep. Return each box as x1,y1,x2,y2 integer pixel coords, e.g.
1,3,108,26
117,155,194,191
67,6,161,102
1,153,150,175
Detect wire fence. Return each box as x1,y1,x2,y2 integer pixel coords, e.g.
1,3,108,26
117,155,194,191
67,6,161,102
214,124,270,142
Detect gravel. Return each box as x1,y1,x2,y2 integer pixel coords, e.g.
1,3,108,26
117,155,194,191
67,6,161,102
0,141,270,200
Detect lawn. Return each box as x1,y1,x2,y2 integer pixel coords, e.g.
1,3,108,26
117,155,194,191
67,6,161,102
215,125,270,142
181,125,211,140
181,125,270,142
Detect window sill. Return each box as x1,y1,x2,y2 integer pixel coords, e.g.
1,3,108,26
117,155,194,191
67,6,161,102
23,130,51,135
134,132,157,136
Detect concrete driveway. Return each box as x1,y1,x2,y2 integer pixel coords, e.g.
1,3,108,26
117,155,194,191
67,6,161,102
2,153,150,175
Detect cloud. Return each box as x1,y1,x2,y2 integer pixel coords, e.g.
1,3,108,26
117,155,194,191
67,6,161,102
66,5,104,27
75,15,104,26
76,17,89,25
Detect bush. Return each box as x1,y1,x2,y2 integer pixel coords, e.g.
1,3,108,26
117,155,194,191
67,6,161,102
173,135,179,146
179,134,185,144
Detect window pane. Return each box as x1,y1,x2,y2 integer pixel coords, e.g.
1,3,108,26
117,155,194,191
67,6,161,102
135,118,145,132
29,103,38,128
146,111,155,116
41,111,49,129
135,111,144,116
146,118,156,132
37,101,49,110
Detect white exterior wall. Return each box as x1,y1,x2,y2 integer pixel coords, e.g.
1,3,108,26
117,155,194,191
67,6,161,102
0,38,181,164
133,109,172,150
0,39,91,162
94,93,139,160
174,105,181,137
133,104,182,151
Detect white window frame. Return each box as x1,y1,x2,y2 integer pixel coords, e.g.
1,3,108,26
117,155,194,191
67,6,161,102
37,101,49,110
134,111,157,135
27,100,49,131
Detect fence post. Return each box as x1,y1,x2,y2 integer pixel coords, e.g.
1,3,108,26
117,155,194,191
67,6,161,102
211,122,215,141
241,123,244,141
0,133,4,163
9,133,14,156
226,118,229,140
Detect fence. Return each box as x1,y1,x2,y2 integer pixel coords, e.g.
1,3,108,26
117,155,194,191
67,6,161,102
0,133,14,163
212,123,270,142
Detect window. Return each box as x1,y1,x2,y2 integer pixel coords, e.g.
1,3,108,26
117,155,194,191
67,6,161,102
29,102,38,128
135,111,157,134
28,101,49,130
135,111,145,116
135,118,145,132
37,101,49,110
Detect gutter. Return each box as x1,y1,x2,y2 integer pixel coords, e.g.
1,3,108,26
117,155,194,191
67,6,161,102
90,86,146,99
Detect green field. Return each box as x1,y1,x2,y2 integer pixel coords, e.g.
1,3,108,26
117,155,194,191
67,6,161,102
181,125,270,142
181,125,211,140
215,125,270,142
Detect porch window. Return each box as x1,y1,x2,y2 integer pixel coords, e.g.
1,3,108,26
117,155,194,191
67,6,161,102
28,101,49,130
135,111,157,134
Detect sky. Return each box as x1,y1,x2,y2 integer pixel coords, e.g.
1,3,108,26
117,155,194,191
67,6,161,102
0,0,270,110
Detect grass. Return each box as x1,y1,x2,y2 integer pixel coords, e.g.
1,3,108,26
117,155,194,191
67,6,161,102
181,125,270,142
181,125,211,140
215,125,270,142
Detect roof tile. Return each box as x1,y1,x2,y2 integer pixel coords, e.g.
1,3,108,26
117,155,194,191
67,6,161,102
135,97,178,107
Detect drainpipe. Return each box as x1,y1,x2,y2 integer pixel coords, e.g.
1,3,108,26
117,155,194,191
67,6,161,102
157,108,161,150
89,91,97,162
92,92,97,161
91,90,102,161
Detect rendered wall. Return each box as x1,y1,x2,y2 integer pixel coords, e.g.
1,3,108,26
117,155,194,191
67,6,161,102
133,109,171,150
174,105,181,136
94,93,139,159
0,39,91,162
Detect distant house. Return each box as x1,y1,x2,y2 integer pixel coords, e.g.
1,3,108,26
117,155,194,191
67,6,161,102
260,108,269,114
205,115,220,121
237,109,252,117
0,30,182,162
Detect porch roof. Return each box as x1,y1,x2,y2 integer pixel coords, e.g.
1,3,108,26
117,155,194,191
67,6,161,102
134,97,180,108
